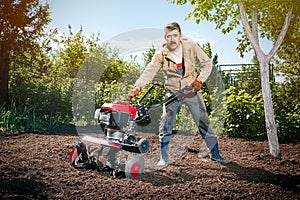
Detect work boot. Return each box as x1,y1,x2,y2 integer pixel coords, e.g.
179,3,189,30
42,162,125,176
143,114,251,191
210,142,230,164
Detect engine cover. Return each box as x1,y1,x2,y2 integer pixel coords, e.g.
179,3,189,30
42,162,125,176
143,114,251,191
100,101,137,119
95,101,138,130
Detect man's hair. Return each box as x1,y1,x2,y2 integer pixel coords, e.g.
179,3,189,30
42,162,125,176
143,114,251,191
164,22,181,34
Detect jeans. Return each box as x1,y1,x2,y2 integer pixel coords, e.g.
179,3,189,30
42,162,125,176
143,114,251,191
159,92,218,161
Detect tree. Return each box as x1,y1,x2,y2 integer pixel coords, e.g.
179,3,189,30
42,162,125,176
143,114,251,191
52,25,90,79
0,0,50,106
170,0,299,157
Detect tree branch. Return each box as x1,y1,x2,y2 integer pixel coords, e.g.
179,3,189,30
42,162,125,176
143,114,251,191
251,7,259,46
238,0,264,59
266,6,293,61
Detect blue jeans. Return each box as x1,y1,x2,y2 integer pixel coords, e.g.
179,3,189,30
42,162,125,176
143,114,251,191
159,92,218,161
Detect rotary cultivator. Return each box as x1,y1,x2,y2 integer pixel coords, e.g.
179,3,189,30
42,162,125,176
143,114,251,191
70,82,194,178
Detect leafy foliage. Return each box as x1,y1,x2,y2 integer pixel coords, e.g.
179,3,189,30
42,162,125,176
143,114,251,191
223,86,266,140
0,101,70,132
0,0,51,105
220,81,300,142
71,39,140,125
273,80,300,143
171,0,299,58
0,0,51,52
3,21,142,131
170,0,240,34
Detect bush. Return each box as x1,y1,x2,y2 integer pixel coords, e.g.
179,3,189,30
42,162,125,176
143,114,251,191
273,80,300,143
0,101,71,133
222,86,266,140
7,76,73,132
214,82,299,143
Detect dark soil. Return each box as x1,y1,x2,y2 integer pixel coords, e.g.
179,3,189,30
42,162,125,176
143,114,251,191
1,127,299,199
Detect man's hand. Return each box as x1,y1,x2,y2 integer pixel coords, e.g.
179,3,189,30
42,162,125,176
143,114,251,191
127,87,140,101
191,80,202,92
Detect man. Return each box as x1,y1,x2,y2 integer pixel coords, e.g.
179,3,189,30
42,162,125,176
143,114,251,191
128,22,229,165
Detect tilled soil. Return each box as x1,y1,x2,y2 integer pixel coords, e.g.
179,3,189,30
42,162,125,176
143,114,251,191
1,128,299,200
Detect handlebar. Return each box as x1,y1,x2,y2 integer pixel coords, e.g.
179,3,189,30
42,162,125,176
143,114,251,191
137,82,163,105
136,82,196,109
150,85,195,108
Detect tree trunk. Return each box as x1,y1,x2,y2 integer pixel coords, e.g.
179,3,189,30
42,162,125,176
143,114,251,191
0,56,10,107
259,59,280,157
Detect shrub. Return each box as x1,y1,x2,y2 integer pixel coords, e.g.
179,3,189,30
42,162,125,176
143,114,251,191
222,86,266,140
0,101,71,133
273,80,300,143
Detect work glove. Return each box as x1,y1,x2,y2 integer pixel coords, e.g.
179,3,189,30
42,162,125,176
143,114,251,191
191,80,202,92
127,87,140,101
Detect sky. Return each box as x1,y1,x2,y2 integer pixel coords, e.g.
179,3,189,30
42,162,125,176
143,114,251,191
43,0,273,68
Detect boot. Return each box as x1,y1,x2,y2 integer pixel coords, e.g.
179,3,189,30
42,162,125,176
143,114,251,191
210,142,230,164
157,144,168,166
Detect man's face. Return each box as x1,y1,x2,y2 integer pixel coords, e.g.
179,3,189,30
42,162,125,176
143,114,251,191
165,29,181,51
